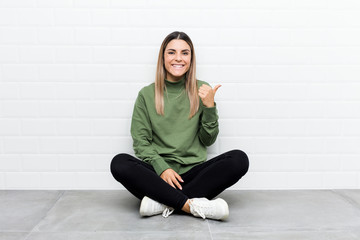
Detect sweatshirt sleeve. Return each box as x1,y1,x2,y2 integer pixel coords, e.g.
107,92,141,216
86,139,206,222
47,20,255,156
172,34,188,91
197,81,219,146
130,92,170,176
198,103,219,146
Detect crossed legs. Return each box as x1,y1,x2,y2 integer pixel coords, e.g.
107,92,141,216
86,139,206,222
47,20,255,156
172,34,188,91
110,149,249,211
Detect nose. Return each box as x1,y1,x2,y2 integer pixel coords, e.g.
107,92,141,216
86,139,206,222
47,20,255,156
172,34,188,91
175,53,182,61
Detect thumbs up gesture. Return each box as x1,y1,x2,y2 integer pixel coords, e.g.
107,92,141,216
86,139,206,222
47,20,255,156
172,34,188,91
198,84,221,108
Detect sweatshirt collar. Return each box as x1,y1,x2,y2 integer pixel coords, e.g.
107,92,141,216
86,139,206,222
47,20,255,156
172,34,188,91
165,76,186,92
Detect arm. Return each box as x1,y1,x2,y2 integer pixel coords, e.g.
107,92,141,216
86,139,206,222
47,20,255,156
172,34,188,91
198,84,221,146
198,106,219,146
131,92,170,176
131,92,184,189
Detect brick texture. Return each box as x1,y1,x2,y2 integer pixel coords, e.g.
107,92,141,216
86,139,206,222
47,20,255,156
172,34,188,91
1,0,360,189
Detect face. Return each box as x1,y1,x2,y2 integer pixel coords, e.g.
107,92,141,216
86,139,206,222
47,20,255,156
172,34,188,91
164,39,191,82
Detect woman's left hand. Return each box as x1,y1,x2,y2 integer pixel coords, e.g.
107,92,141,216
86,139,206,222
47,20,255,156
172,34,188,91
198,84,221,108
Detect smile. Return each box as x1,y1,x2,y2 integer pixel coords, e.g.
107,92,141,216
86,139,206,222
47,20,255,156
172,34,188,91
172,64,185,68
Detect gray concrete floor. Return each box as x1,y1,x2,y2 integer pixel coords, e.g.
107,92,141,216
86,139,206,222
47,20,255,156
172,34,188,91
1,190,360,240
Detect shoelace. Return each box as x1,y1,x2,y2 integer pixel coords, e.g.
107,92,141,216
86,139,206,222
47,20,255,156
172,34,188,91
162,207,174,218
190,200,214,219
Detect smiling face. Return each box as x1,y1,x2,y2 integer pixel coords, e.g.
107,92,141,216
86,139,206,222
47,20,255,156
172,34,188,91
164,39,192,82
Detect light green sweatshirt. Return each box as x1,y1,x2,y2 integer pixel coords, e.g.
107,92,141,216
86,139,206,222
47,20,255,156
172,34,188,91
130,76,219,176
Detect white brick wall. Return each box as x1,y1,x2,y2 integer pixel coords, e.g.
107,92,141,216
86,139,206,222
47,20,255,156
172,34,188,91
1,0,360,189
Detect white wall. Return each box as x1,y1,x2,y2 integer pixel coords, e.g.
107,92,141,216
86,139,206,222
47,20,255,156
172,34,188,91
1,0,360,190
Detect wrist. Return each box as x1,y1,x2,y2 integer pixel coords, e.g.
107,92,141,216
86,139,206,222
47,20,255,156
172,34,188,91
203,100,215,108
205,103,214,108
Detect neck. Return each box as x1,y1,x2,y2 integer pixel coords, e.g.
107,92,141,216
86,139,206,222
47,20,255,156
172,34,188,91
166,74,185,83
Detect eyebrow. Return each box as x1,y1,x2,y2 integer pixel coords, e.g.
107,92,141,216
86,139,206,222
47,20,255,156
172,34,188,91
167,49,190,52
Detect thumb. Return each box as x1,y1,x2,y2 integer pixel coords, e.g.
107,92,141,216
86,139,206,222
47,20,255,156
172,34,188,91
213,84,222,94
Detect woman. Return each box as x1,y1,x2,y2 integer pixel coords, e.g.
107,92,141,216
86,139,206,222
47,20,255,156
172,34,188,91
110,31,249,220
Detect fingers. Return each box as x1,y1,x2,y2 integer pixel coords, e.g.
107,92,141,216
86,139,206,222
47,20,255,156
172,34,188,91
174,171,184,183
173,178,182,190
198,91,206,99
163,176,177,189
168,180,177,189
198,84,221,108
171,171,183,190
167,177,181,190
174,172,184,190
160,168,183,190
198,84,211,94
198,84,221,95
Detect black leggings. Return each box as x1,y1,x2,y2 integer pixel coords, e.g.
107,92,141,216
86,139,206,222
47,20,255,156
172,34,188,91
110,149,249,210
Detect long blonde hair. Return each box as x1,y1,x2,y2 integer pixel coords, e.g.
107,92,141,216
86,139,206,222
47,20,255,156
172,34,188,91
155,31,199,119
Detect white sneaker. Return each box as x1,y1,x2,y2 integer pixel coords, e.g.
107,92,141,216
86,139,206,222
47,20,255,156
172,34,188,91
189,198,229,220
139,196,174,218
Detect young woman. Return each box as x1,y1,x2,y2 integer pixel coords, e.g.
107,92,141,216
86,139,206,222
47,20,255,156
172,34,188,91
110,31,249,220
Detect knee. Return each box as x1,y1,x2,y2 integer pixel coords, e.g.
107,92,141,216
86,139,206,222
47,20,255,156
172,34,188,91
227,149,249,177
110,153,132,180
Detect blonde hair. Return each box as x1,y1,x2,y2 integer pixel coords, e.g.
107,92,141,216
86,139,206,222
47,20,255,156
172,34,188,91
155,31,199,119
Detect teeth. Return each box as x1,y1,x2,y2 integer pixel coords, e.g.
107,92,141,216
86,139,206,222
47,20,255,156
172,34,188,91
172,65,184,68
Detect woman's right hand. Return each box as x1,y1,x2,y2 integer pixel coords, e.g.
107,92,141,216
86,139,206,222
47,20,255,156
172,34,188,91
160,168,184,190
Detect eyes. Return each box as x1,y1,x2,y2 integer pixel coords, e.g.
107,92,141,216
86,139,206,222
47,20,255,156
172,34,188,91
167,51,190,56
